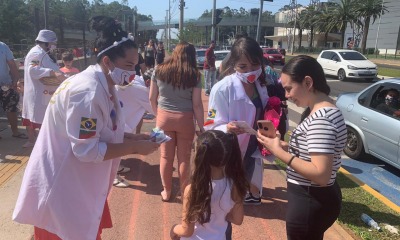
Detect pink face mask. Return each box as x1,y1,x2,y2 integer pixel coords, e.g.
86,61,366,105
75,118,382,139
236,68,262,84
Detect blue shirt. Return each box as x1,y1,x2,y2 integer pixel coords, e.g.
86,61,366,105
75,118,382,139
0,42,14,85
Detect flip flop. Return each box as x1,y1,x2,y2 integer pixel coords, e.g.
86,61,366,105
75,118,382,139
12,133,28,139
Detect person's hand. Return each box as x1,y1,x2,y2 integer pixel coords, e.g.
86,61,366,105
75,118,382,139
170,224,180,240
257,130,282,155
227,122,246,135
133,140,160,155
55,71,67,82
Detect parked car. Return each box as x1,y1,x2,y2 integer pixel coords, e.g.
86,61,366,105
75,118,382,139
336,79,400,170
196,49,206,69
214,50,230,78
262,48,285,65
317,49,378,81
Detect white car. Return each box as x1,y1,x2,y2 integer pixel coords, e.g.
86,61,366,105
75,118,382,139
317,49,378,81
214,50,230,78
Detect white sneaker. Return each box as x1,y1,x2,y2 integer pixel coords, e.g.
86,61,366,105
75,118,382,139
113,176,130,188
117,165,131,174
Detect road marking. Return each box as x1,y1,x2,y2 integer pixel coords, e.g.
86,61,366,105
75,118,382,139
339,167,400,213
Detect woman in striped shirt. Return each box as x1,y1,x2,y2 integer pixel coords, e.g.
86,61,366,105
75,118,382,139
257,55,347,240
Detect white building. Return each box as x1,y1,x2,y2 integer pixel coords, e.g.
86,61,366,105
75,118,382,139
345,0,400,55
265,5,341,51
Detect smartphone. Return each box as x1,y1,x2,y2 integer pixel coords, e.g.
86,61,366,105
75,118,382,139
257,120,276,138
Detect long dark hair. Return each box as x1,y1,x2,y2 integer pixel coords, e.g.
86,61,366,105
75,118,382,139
282,55,330,121
185,130,248,225
89,16,137,63
221,36,266,85
155,41,200,89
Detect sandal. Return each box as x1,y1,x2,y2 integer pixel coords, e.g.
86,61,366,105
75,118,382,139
161,190,171,202
12,133,28,139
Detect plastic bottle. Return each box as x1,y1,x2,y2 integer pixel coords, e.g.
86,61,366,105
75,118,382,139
361,213,381,231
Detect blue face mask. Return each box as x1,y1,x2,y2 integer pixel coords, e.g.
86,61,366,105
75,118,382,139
109,66,136,86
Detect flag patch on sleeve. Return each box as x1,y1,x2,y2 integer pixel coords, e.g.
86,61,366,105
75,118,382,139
79,117,97,139
207,109,216,119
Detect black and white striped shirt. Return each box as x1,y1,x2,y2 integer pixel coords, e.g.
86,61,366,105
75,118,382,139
287,107,347,187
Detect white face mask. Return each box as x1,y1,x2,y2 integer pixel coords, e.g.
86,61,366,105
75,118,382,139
109,65,136,86
236,68,262,84
1,86,10,91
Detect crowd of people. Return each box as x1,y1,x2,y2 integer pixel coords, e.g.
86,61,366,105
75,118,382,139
0,14,353,240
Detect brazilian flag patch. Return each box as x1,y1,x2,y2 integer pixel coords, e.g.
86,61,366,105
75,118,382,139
79,117,97,139
207,109,216,119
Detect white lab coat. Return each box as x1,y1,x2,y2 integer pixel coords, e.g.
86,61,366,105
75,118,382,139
205,73,270,191
22,45,60,124
115,75,154,133
13,64,124,240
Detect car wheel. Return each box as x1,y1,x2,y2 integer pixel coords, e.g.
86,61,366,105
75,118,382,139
337,69,346,81
344,127,365,159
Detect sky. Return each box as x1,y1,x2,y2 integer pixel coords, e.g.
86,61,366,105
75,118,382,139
104,0,317,22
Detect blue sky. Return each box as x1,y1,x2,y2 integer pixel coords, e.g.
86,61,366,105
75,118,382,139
104,0,316,22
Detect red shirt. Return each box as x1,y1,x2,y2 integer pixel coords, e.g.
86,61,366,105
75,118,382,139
203,48,215,69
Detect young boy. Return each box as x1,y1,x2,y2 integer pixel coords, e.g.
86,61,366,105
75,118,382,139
60,51,80,76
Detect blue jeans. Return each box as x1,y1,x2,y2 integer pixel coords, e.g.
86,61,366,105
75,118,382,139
204,69,216,92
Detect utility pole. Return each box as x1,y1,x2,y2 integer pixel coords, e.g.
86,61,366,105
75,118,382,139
289,0,297,55
256,0,264,44
168,0,171,51
44,0,49,29
211,0,216,42
165,10,168,46
179,0,185,38
374,0,385,57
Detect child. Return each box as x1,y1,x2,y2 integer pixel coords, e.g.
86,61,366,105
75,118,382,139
170,130,248,240
60,51,80,76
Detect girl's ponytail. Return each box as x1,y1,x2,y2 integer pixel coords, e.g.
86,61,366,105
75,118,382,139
224,133,248,201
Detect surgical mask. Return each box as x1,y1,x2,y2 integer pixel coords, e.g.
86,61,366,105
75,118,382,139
236,68,262,84
49,45,57,51
109,66,136,86
1,86,10,91
385,95,398,105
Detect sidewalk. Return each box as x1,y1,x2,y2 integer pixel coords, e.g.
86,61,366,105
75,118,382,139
0,91,354,240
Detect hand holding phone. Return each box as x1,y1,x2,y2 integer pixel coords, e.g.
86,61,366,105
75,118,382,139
257,120,276,138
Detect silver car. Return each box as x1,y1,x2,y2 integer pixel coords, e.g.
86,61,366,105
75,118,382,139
336,79,400,170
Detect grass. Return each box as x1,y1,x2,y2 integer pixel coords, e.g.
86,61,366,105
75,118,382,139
378,67,400,78
273,133,400,240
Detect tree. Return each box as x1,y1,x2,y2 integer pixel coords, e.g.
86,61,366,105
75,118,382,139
328,0,357,48
354,0,388,53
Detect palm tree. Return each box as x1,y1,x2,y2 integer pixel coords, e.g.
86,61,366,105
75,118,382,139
329,0,358,48
354,0,388,53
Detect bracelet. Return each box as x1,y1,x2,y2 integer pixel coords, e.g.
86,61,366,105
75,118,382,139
287,155,295,166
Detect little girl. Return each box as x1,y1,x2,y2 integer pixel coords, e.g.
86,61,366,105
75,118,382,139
170,130,248,240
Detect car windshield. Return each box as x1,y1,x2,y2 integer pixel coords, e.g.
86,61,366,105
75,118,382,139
339,51,366,60
265,49,280,54
196,50,206,57
215,52,229,61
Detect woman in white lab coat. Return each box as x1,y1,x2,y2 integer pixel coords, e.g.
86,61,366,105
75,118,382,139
13,16,160,240
205,37,269,205
22,29,66,146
